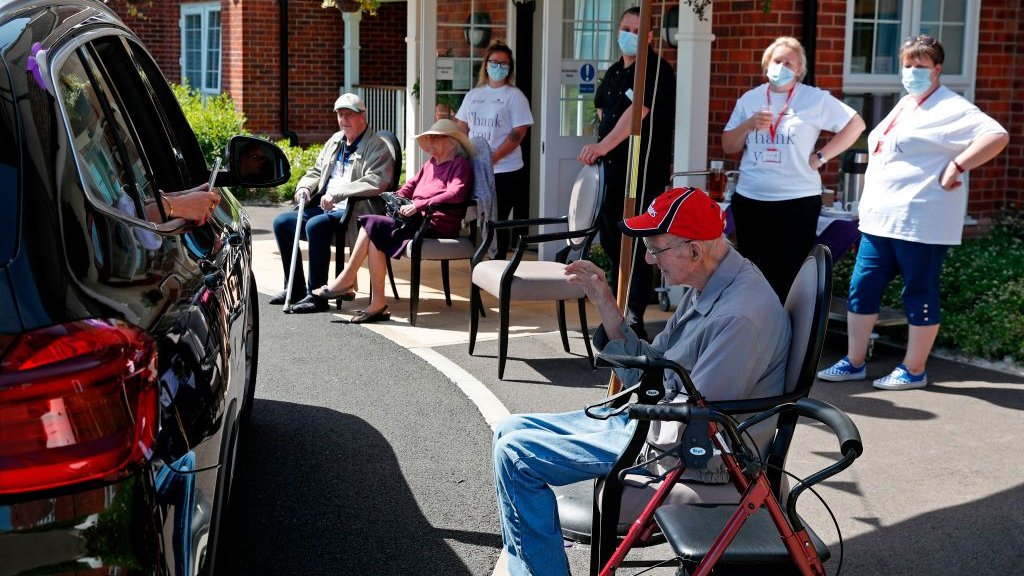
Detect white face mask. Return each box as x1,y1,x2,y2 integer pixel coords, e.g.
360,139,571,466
901,66,933,96
766,62,796,87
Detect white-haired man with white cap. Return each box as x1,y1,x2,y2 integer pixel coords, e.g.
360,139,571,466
271,93,398,313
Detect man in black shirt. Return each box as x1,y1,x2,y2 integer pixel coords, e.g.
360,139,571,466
579,6,676,339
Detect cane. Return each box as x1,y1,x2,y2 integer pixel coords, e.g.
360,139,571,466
282,193,306,312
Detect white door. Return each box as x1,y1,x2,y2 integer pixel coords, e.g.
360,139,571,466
537,0,621,260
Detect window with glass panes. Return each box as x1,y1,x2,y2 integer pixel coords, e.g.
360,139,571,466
180,3,221,94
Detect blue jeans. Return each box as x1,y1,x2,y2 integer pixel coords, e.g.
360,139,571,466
492,409,635,576
272,205,348,295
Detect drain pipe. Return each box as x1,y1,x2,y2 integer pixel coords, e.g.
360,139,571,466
801,0,818,86
279,0,299,145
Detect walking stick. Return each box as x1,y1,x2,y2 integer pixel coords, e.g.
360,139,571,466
283,194,306,312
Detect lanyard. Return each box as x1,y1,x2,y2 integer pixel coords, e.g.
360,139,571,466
765,84,796,144
881,86,938,137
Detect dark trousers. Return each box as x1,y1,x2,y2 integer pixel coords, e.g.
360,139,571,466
731,192,822,302
598,155,668,327
272,205,348,297
493,167,530,259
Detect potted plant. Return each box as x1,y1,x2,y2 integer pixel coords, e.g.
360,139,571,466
321,0,381,15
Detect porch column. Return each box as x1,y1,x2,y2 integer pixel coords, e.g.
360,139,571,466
671,8,715,188
343,10,362,93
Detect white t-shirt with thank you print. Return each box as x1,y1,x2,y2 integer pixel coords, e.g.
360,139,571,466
455,84,534,174
324,148,356,213
858,85,1006,246
725,83,857,201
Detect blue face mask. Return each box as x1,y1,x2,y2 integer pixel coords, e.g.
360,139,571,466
766,62,796,87
618,30,638,57
487,63,509,82
901,66,932,96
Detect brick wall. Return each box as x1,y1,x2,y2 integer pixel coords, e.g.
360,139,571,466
109,0,182,79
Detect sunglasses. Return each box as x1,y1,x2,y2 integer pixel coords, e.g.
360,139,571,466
904,34,938,47
487,59,511,70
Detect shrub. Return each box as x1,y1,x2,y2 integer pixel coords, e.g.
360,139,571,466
831,215,1024,361
273,140,323,203
170,83,248,165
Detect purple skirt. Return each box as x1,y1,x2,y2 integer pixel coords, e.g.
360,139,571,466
359,214,437,259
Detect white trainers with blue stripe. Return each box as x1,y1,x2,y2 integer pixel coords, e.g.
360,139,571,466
817,356,867,382
873,364,928,390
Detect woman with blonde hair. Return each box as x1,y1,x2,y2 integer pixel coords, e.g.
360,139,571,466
722,36,865,301
456,42,534,258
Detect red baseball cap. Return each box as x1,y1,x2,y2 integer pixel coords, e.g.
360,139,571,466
618,187,725,240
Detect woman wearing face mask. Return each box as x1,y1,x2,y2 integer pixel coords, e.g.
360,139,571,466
455,42,534,259
723,36,865,302
818,35,1008,391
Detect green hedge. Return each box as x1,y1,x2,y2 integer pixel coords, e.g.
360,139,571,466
831,215,1024,361
170,83,247,165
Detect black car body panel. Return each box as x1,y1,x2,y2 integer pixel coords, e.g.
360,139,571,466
0,2,271,574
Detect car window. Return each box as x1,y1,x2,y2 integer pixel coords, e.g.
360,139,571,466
56,49,154,221
0,61,17,265
91,36,191,194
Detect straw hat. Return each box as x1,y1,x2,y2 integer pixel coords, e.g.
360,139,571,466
414,119,475,156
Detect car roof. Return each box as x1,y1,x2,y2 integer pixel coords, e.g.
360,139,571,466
0,0,123,53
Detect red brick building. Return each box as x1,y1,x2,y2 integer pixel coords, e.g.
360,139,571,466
109,0,1022,220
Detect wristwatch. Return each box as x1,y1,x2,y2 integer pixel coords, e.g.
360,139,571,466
814,150,826,167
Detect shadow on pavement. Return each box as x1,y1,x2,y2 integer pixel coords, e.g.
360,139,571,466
839,483,1024,574
222,399,478,576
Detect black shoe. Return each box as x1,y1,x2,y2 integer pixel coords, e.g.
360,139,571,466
289,294,330,314
269,290,288,305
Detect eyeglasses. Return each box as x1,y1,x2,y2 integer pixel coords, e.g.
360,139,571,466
904,34,938,47
643,238,693,258
487,59,510,70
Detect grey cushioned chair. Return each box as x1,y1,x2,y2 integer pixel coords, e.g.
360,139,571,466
468,162,604,379
395,139,493,326
553,244,833,575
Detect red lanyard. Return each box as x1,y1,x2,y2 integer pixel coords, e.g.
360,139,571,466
882,86,938,136
765,84,796,144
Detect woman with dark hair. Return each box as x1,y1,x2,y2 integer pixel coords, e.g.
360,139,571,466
456,42,534,258
818,35,1008,390
722,36,865,301
308,120,474,323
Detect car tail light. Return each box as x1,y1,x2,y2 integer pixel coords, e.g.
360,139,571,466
0,319,158,495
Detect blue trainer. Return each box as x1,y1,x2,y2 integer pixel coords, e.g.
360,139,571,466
817,356,867,382
873,364,927,390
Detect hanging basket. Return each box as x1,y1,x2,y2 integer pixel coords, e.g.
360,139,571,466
334,0,361,13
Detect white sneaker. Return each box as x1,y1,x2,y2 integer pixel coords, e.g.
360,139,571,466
817,356,867,382
873,365,928,390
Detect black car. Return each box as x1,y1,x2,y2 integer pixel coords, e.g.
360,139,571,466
0,1,288,574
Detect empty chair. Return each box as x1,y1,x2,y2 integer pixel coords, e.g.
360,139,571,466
468,162,604,379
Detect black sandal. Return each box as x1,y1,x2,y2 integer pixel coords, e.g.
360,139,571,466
349,306,391,324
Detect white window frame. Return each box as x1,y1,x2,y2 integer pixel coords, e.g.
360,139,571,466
180,2,222,95
843,0,981,99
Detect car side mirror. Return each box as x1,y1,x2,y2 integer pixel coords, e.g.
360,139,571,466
218,135,291,188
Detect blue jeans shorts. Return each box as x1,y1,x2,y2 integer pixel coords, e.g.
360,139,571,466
848,233,949,326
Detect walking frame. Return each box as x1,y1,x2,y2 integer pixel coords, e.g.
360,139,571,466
587,353,863,576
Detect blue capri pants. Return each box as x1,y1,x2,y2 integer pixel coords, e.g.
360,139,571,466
848,233,949,326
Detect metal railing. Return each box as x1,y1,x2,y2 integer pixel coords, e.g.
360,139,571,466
354,85,406,143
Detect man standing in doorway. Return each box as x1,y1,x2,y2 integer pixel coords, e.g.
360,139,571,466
579,6,676,340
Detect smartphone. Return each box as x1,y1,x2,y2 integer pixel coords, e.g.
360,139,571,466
208,157,222,190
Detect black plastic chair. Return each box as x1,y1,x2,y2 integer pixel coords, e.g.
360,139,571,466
468,162,604,379
553,245,833,574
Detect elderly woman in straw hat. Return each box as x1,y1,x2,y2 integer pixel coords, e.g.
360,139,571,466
310,119,475,323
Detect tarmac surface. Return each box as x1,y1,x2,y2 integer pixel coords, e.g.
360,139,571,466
238,203,1024,575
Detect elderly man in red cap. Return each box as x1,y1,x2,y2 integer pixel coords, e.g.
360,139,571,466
491,187,791,576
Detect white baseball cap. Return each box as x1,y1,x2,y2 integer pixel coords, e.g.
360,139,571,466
334,93,366,112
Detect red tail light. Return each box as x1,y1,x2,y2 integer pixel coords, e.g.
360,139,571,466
0,319,158,495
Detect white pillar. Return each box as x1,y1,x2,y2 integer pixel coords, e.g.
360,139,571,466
342,10,362,94
406,0,420,165
671,8,715,189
